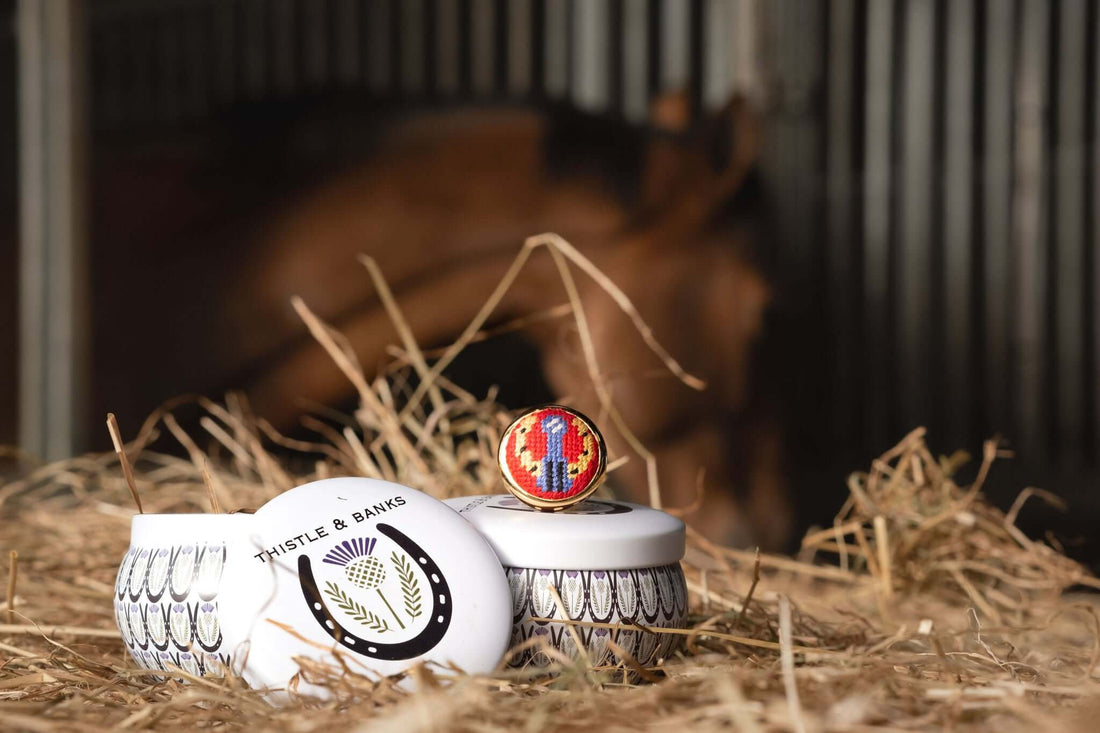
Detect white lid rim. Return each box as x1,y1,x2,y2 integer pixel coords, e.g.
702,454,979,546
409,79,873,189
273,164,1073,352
486,545,686,571
130,513,253,545
445,495,686,570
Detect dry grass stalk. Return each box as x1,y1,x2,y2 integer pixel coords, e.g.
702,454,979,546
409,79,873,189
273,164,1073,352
802,427,1099,626
200,462,223,514
106,413,143,514
5,551,15,623
0,623,121,639
1,236,1098,731
778,595,808,733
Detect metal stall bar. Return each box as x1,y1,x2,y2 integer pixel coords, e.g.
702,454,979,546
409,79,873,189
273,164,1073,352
16,0,90,461
401,0,426,95
862,0,895,449
437,0,460,96
471,0,495,96
942,0,975,451
333,0,361,87
1054,0,1088,465
1012,0,1050,463
623,0,648,122
365,0,392,93
898,0,936,432
1093,0,1100,464
544,0,568,98
572,0,609,112
825,0,859,446
507,0,533,97
981,0,1016,450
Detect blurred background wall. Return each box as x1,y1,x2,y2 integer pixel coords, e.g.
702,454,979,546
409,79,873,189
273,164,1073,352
3,0,1099,554
0,0,16,451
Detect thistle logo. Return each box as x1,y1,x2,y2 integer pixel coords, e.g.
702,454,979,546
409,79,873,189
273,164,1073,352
321,536,411,632
298,525,452,660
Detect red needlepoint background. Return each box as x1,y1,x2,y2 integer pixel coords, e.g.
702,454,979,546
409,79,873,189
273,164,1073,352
501,407,603,502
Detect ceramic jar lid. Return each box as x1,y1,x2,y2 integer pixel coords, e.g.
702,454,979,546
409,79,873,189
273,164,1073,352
225,477,512,691
444,494,686,570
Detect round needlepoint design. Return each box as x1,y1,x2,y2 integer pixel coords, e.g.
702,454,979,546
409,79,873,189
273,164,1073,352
498,405,607,510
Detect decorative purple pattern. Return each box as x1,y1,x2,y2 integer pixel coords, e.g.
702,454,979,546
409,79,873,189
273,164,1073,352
504,563,687,672
322,536,377,566
114,542,231,679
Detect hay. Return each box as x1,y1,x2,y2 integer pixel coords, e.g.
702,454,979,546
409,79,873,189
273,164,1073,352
2,234,1100,731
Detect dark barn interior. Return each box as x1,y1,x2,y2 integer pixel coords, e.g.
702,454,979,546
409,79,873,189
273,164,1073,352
4,0,1099,562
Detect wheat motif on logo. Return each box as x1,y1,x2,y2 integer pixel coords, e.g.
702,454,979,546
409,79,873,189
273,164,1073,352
321,537,422,632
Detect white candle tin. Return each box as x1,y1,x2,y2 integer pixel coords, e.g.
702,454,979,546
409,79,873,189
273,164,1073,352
114,478,513,694
115,513,251,677
445,494,688,670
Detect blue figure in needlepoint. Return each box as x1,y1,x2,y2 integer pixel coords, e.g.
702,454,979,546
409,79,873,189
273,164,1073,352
538,412,570,493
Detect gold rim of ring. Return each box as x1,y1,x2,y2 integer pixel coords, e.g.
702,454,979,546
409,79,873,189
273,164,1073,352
497,404,607,511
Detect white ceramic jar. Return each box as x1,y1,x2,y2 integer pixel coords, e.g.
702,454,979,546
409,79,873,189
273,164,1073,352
114,514,251,677
445,494,688,669
114,478,513,694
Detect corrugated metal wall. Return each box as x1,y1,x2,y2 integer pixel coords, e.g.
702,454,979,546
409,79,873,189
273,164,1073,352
87,0,755,128
804,0,1098,471
82,0,1099,476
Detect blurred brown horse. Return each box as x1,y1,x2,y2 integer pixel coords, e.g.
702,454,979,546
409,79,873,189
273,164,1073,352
93,98,789,549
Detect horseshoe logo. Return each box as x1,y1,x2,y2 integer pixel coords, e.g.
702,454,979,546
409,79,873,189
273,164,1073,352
297,524,452,661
